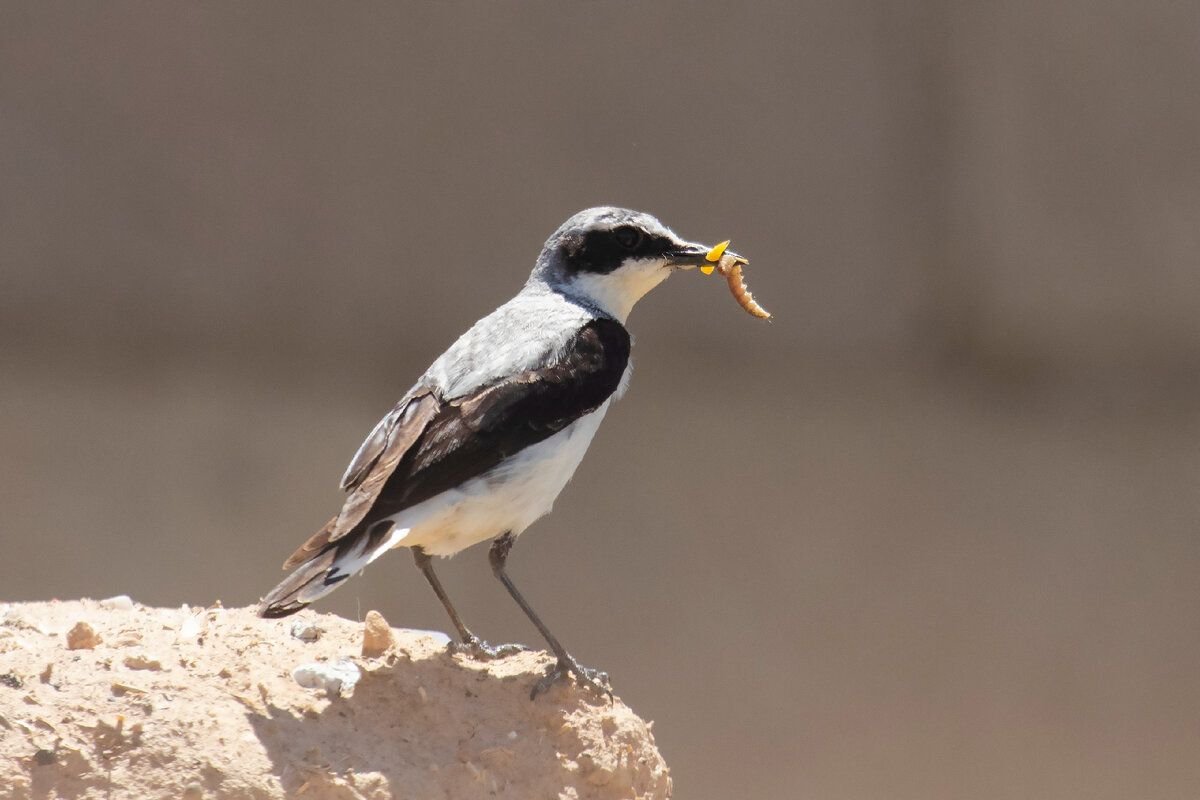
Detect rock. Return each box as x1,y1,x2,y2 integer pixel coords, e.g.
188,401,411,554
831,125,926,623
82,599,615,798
111,682,147,696
112,631,144,647
123,654,164,671
361,609,395,658
289,621,322,642
66,621,102,650
99,594,134,611
0,601,671,799
292,658,361,697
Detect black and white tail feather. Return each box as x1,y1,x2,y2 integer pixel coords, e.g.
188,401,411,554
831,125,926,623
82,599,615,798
257,520,397,617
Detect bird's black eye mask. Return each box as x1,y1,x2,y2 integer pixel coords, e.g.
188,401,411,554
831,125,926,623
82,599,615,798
559,226,676,275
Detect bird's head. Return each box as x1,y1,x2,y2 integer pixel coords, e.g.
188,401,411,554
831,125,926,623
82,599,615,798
531,207,737,322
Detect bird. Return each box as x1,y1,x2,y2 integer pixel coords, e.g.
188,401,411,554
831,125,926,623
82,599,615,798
258,206,740,698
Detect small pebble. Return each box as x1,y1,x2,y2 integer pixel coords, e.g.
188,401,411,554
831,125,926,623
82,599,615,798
292,659,360,697
112,631,144,647
111,682,146,696
66,622,102,650
289,621,322,642
123,654,164,671
176,607,204,642
361,610,394,658
98,595,134,611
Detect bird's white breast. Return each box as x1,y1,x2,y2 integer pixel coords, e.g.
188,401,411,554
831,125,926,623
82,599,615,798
390,400,612,557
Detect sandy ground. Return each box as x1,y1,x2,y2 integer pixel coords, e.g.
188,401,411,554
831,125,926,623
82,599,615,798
0,599,671,799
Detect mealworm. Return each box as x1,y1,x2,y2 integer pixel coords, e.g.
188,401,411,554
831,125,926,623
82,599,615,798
702,240,772,320
716,257,772,320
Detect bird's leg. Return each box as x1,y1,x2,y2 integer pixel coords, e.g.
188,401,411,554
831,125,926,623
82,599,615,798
411,547,523,661
488,533,612,700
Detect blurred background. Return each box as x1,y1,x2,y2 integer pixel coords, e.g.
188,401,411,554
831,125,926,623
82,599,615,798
2,2,1199,798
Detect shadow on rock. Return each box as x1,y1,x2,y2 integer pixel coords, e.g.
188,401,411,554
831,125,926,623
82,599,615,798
245,648,634,799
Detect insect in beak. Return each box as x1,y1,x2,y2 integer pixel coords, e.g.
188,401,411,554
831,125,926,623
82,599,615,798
697,239,772,320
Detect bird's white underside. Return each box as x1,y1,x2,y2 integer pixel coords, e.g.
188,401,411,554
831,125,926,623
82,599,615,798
329,394,617,583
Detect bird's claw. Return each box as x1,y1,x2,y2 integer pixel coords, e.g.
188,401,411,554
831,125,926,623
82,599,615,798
448,635,526,661
531,654,612,701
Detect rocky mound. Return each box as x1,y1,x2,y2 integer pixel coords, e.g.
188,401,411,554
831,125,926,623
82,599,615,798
0,599,671,799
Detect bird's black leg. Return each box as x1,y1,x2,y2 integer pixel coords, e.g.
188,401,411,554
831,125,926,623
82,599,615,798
411,547,523,661
488,533,612,700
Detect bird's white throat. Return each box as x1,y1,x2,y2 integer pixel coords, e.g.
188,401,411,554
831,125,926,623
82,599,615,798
564,259,671,322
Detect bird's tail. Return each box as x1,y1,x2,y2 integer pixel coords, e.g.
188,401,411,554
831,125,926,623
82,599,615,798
257,519,406,618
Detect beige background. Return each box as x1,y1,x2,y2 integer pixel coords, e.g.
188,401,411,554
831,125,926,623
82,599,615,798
3,3,1199,798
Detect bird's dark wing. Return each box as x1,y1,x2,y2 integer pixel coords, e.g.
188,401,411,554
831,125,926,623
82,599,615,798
282,318,630,570
339,394,427,492
372,317,631,518
282,391,440,569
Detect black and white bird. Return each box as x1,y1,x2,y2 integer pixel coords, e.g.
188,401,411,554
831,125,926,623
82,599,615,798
258,207,738,697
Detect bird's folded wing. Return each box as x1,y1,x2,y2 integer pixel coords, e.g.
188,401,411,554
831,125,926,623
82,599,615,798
379,318,630,515
283,391,439,569
282,318,630,570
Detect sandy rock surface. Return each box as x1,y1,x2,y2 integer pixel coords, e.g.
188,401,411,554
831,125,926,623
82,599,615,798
0,600,671,799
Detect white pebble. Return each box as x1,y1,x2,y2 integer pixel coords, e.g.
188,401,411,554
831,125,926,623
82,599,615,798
177,608,204,642
99,595,134,611
289,621,322,642
292,659,361,697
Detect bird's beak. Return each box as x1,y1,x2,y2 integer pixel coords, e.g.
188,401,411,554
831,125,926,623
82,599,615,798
667,240,747,273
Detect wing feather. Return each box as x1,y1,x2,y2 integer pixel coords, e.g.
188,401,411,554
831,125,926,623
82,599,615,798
282,391,439,569
280,318,630,570
371,318,630,516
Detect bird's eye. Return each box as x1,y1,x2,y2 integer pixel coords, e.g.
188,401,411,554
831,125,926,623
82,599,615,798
613,225,643,250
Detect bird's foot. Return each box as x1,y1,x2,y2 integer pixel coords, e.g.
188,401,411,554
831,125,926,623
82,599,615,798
531,654,612,701
448,635,525,661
